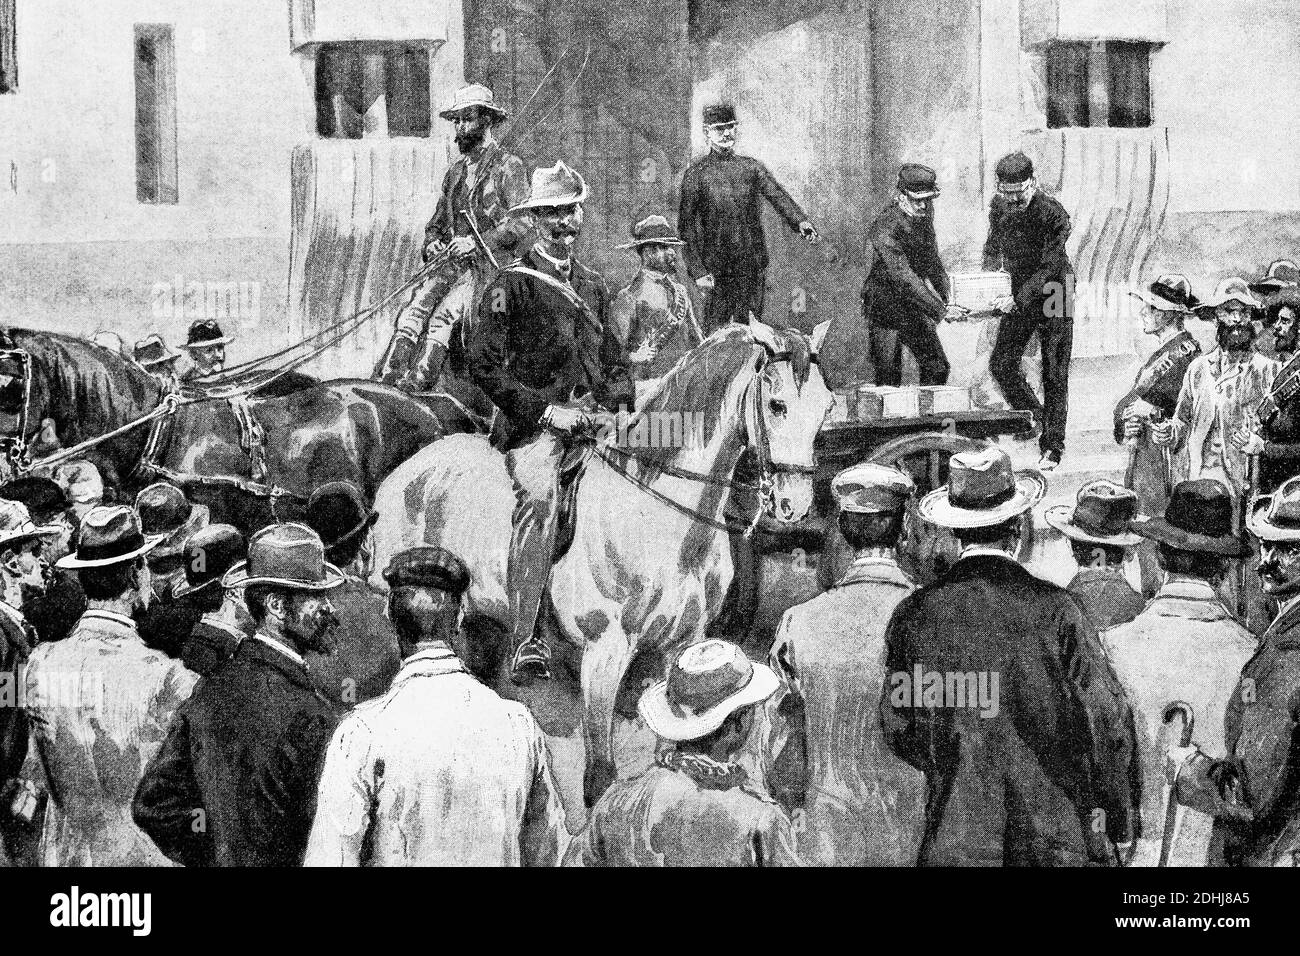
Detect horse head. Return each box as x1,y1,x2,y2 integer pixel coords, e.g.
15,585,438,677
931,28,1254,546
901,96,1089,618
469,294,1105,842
745,318,833,523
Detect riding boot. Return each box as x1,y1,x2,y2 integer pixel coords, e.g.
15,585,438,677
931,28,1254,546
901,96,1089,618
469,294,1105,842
505,436,566,683
378,336,417,387
408,341,449,393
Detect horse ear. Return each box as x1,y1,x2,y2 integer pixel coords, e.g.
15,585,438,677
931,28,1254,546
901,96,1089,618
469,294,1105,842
747,314,782,356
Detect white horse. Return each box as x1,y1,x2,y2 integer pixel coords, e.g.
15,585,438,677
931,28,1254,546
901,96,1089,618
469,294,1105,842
370,320,833,803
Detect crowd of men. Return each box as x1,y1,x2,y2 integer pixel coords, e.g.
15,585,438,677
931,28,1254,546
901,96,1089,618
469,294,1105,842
2,79,1300,868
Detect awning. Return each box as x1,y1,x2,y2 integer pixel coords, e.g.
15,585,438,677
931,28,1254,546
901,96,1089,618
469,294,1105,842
1022,0,1168,47
289,0,456,51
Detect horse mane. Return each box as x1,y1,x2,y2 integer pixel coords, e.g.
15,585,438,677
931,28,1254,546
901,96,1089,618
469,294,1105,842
5,328,162,445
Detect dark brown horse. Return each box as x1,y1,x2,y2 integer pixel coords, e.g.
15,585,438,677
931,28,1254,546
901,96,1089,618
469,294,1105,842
0,329,455,529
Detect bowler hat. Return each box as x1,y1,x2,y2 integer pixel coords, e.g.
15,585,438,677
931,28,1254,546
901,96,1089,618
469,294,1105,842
0,477,70,523
221,522,345,592
382,546,471,595
438,83,509,121
0,499,60,550
182,319,232,349
173,523,248,599
509,161,589,212
1044,479,1141,547
995,152,1034,185
133,335,180,369
305,481,377,564
1248,475,1300,543
702,103,737,127
897,164,940,199
617,215,684,250
832,462,914,515
1129,274,1199,314
638,639,779,743
1132,479,1250,557
57,505,164,569
917,446,1046,529
135,482,210,560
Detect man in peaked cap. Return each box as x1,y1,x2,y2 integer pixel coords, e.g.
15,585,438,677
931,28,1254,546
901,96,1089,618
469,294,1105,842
1114,274,1203,595
377,83,530,393
881,446,1139,865
303,481,400,704
134,523,344,866
1045,479,1145,630
1103,479,1255,866
179,319,233,380
834,163,967,387
609,214,703,394
1163,475,1300,866
983,151,1076,472
678,102,820,332
467,159,633,684
305,546,569,866
566,638,799,867
176,523,250,676
26,505,196,866
763,463,925,865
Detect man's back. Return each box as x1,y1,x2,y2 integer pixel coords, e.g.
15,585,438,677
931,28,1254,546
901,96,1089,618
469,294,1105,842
305,646,567,866
768,557,925,865
26,611,196,866
1068,567,1146,631
1102,578,1254,866
565,761,799,867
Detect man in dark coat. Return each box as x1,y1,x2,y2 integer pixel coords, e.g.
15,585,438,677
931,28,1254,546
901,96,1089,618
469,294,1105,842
176,524,250,677
846,164,967,387
1170,476,1300,865
983,151,1075,471
467,161,633,683
133,523,344,867
678,103,820,333
881,446,1140,866
377,84,530,390
134,482,209,658
1243,290,1300,495
1044,479,1145,631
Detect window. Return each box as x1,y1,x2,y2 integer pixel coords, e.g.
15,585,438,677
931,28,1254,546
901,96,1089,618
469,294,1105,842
1046,40,1153,129
315,42,430,139
1,0,16,94
134,25,179,203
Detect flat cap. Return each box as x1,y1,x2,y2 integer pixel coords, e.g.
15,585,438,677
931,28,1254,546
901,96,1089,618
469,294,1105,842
897,163,940,199
382,546,471,595
995,151,1034,184
832,463,915,514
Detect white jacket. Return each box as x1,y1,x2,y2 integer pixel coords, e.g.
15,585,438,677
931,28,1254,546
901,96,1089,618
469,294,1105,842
304,642,569,866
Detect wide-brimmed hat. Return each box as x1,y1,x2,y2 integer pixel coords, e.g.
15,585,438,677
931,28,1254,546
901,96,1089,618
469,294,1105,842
135,482,209,560
57,505,165,569
702,103,737,127
52,461,104,507
897,163,940,199
438,83,509,122
172,523,247,599
1129,274,1198,314
0,499,61,550
382,546,471,595
917,447,1046,529
305,481,377,564
1197,277,1261,313
1044,479,1142,547
182,319,232,349
222,522,345,591
832,462,914,514
133,334,180,369
1132,479,1250,557
1248,476,1300,543
509,161,589,212
1249,259,1300,297
617,215,684,250
638,639,779,743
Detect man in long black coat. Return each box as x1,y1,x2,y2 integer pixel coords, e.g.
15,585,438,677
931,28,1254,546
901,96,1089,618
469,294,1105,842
133,524,344,866
880,447,1140,866
678,103,819,332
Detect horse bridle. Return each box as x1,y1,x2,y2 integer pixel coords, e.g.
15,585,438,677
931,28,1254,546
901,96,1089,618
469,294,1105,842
0,348,36,473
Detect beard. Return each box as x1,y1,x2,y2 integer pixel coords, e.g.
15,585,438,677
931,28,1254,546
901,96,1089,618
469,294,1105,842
1275,330,1298,354
19,579,47,606
1258,561,1300,598
288,602,340,655
455,126,487,154
1217,324,1257,353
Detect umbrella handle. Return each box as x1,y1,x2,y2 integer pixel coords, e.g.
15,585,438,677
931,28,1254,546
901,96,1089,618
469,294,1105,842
1162,700,1195,748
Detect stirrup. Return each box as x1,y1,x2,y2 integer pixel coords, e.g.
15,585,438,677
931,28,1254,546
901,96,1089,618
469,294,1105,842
510,640,552,684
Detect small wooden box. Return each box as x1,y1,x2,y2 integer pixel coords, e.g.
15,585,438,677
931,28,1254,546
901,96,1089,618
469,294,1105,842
920,385,972,415
882,386,921,418
949,271,1012,316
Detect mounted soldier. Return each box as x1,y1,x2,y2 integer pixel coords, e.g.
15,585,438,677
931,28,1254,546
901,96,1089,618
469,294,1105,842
466,160,633,683
376,84,530,393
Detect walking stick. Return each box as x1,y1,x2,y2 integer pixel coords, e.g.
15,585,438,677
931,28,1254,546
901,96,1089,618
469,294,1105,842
1158,701,1195,867
1237,452,1259,621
